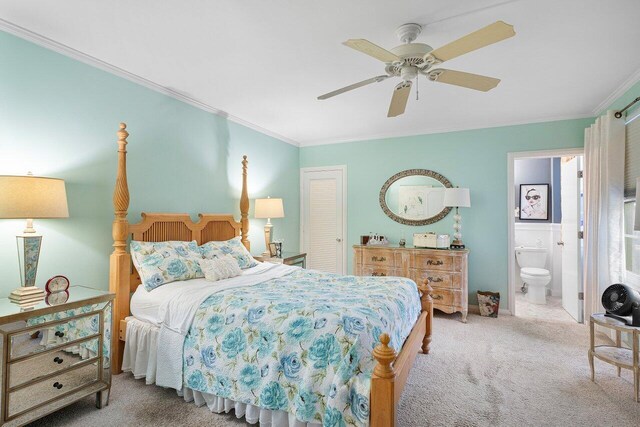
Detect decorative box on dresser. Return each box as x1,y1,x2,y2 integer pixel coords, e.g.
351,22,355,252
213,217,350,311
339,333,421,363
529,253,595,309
353,245,469,322
0,286,114,426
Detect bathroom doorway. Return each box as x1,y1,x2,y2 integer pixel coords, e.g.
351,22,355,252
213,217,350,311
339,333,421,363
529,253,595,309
507,148,588,322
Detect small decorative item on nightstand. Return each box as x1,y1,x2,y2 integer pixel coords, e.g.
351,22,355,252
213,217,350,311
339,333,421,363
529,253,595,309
0,286,114,425
255,251,307,268
45,275,71,306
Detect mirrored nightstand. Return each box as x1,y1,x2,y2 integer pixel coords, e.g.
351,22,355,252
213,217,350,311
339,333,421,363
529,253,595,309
0,286,114,426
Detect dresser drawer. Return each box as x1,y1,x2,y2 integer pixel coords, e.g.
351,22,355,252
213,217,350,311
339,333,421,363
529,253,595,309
413,253,454,271
430,288,463,307
8,337,100,389
7,361,99,418
362,249,395,267
360,266,397,278
411,269,463,290
9,312,100,361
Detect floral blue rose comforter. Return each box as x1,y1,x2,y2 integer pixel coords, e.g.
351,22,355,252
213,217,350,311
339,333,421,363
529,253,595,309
183,269,421,426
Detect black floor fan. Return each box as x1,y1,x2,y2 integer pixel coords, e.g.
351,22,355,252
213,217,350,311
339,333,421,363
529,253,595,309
602,284,640,327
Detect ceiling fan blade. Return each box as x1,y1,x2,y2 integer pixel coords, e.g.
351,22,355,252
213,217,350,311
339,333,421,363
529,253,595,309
428,69,500,91
387,81,412,117
425,21,515,65
343,39,400,63
317,75,390,100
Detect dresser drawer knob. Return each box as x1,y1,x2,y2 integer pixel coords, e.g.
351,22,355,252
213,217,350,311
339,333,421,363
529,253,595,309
371,256,386,262
428,277,443,283
53,356,64,364
54,331,65,338
53,382,63,389
426,260,443,266
372,272,386,277
433,294,444,300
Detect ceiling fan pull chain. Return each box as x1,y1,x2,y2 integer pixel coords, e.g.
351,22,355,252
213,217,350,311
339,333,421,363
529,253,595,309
416,76,419,101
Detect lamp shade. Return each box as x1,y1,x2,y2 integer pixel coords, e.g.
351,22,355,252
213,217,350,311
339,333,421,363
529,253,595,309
0,175,69,219
443,187,471,208
255,198,284,219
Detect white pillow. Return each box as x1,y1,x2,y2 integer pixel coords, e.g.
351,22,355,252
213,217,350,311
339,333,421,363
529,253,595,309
198,255,242,282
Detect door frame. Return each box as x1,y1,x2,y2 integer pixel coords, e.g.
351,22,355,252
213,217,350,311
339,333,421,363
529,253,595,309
507,148,586,318
300,165,348,274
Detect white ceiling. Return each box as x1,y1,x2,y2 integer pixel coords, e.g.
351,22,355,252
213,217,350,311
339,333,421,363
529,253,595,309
1,0,640,146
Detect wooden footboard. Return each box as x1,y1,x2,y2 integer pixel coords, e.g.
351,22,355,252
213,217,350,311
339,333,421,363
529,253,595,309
371,281,433,427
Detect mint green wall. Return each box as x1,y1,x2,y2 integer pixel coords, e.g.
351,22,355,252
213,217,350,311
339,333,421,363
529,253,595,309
0,31,299,297
300,118,593,307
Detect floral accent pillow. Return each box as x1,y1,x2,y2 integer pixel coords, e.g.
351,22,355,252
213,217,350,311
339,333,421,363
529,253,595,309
198,255,242,282
131,240,204,291
199,236,258,270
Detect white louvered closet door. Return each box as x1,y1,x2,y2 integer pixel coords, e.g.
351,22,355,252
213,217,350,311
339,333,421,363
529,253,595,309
301,168,345,274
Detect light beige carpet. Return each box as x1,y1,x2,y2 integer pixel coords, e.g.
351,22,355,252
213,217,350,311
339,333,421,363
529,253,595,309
28,312,640,427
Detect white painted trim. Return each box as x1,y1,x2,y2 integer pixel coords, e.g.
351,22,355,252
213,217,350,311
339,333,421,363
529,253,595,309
592,67,640,116
0,18,299,147
299,166,348,275
514,222,557,232
507,147,584,316
301,113,594,147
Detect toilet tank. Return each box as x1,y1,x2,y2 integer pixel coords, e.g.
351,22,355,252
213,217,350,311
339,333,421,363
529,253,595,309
515,246,547,268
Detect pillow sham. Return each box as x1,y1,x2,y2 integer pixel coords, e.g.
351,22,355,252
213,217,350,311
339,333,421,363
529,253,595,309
199,236,258,269
131,240,204,291
198,255,242,282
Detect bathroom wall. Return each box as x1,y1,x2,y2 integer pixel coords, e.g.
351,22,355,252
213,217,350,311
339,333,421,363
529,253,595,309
514,157,564,296
514,158,560,223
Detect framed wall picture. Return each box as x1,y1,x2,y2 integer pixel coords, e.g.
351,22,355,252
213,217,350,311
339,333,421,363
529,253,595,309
519,184,550,220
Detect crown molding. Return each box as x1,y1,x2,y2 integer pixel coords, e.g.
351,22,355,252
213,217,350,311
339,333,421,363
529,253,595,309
300,113,594,147
592,67,640,116
0,18,299,147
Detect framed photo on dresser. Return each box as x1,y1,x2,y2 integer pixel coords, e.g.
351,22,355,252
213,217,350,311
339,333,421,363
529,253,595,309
519,183,549,220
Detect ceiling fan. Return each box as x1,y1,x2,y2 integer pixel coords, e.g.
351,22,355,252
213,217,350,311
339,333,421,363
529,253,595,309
318,21,515,117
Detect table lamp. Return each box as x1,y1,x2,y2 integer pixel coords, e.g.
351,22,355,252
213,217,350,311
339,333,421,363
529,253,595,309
0,174,69,303
254,197,284,256
443,187,470,249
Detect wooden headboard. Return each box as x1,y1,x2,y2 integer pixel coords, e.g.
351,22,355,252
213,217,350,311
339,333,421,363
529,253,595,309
108,123,250,372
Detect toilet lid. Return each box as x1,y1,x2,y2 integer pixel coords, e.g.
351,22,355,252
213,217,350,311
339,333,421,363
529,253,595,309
521,267,549,276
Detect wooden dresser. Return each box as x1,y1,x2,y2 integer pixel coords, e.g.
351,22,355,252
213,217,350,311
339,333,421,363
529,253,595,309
353,245,469,322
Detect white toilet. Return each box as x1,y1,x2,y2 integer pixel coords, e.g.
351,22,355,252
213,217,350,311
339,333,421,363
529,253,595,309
515,246,551,305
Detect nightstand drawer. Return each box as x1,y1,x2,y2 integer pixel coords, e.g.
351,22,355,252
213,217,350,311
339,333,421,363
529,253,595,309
7,361,99,418
9,337,100,389
361,266,397,277
430,288,463,306
362,249,395,267
411,269,462,289
9,312,100,361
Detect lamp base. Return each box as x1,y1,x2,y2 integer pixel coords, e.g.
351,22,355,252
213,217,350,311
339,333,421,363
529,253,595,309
9,286,45,304
450,239,466,250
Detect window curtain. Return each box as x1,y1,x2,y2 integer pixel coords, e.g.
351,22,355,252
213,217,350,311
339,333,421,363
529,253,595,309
583,110,626,317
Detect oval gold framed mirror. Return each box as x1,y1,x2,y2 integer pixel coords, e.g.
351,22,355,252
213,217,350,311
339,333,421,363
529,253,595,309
379,169,453,226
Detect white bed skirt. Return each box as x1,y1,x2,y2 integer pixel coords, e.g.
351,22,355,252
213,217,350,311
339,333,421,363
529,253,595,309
122,317,321,427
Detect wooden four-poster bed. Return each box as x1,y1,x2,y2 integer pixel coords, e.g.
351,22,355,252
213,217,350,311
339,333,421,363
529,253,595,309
108,123,433,427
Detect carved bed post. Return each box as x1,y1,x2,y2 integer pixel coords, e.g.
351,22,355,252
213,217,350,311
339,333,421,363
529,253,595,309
371,333,397,427
109,123,131,374
419,280,434,354
240,155,250,250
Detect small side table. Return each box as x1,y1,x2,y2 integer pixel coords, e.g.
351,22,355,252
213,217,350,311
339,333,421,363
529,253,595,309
255,252,307,268
589,313,640,402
